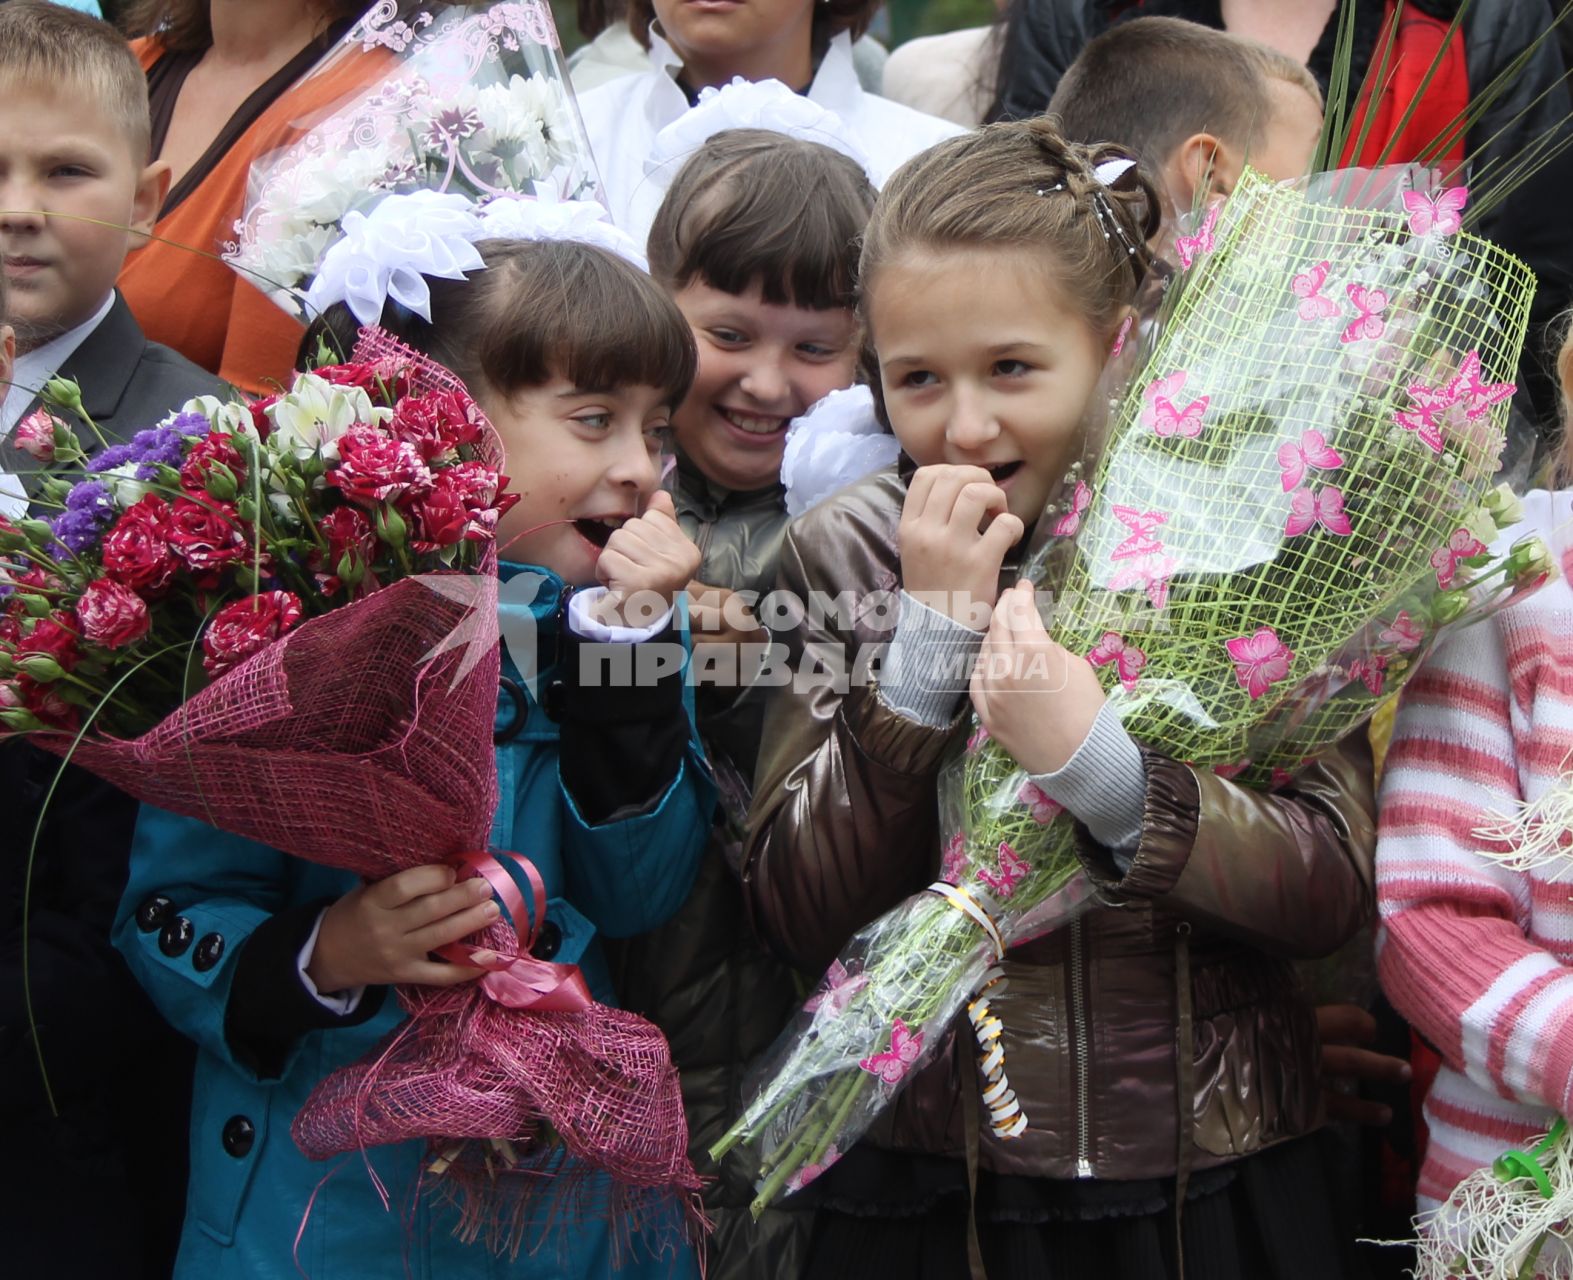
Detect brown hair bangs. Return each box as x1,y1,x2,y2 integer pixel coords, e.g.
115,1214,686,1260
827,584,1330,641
647,128,875,312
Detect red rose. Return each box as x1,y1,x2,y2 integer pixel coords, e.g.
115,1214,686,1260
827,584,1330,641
179,432,245,496
9,674,79,731
202,591,303,677
167,496,249,586
16,613,81,673
316,359,410,398
390,390,485,463
320,505,375,563
248,397,274,440
14,408,60,462
326,427,433,507
101,496,178,593
411,462,511,548
75,578,151,650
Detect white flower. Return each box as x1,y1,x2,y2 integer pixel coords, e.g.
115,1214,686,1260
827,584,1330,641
101,463,153,509
469,73,577,177
266,372,389,461
293,147,398,226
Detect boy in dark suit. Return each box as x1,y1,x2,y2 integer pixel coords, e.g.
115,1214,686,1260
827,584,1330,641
0,1,225,498
0,4,225,1275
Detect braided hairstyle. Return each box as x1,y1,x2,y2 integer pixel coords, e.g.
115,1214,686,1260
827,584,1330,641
860,118,1161,342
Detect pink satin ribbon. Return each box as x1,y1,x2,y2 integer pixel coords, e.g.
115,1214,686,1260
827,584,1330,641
436,850,592,1011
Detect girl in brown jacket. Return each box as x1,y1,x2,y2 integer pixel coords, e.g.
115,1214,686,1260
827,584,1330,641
741,120,1376,1280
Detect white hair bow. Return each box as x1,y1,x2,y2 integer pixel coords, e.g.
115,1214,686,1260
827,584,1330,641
306,189,649,326
643,78,875,191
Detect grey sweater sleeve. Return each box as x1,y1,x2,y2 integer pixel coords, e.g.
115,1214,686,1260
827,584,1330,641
877,591,985,729
1029,702,1147,862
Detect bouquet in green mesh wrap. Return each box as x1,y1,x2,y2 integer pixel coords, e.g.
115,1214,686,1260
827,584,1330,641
713,169,1548,1212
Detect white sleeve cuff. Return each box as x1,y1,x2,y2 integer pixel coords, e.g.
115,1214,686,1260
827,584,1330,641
877,591,986,729
297,907,366,1016
1029,702,1147,861
567,585,675,643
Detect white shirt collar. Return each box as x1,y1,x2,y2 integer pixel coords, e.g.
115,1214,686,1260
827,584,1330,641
642,26,862,120
2,291,116,437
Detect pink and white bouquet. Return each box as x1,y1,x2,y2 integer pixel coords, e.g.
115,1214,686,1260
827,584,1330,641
224,1,601,314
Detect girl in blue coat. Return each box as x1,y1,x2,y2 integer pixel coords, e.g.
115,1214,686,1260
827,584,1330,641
113,235,714,1280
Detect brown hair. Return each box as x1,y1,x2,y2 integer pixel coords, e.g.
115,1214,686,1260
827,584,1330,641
647,128,875,311
302,239,697,410
0,1,154,159
860,118,1161,339
1048,17,1322,173
124,0,369,55
626,0,877,52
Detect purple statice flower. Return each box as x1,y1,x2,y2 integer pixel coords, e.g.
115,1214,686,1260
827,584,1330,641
49,480,115,554
125,425,189,480
166,410,211,438
88,442,137,473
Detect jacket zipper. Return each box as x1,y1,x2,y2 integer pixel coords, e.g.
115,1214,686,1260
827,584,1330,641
1070,916,1092,1177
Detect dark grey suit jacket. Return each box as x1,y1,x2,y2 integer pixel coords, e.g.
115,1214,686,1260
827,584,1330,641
2,290,229,477
1,291,224,1277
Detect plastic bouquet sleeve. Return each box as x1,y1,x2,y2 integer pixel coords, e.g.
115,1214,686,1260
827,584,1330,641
224,1,603,316
715,167,1549,1209
3,329,701,1254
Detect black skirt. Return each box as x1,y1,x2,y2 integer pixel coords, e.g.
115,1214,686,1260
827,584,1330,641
794,1136,1360,1280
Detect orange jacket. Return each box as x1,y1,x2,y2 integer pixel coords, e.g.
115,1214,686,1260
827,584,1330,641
119,38,379,395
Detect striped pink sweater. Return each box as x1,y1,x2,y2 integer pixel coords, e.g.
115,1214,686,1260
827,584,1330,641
1377,489,1573,1243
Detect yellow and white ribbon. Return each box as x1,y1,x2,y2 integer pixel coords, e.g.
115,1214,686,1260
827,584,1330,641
968,967,1027,1139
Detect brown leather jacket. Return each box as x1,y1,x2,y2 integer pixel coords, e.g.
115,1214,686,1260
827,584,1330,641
742,466,1378,1182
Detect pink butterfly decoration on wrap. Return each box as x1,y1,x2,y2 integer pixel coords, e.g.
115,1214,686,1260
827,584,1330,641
1175,203,1220,268
1291,260,1338,322
1088,630,1147,691
966,725,990,753
1340,283,1388,344
1054,481,1092,537
1141,370,1209,439
1277,429,1344,491
1016,781,1064,825
1111,314,1135,359
1285,486,1353,538
1108,552,1178,610
1448,351,1515,420
978,841,1031,900
1348,654,1388,696
1380,611,1423,652
1431,527,1487,588
859,1018,924,1086
1212,761,1251,781
804,961,868,1016
940,831,968,882
1225,627,1295,699
1394,382,1448,454
1111,505,1169,560
1403,186,1468,237
787,1145,842,1194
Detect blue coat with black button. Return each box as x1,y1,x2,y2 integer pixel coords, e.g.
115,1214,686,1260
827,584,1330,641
112,565,713,1280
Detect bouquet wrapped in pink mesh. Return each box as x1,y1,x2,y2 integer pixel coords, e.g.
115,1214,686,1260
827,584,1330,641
0,329,701,1252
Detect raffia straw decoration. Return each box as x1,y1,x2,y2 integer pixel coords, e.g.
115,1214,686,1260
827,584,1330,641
1410,1120,1573,1280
